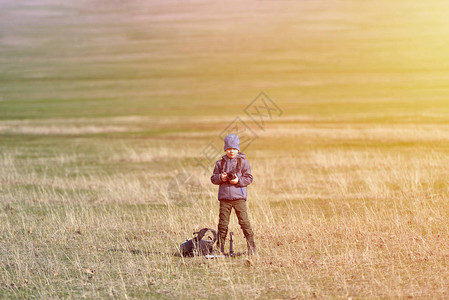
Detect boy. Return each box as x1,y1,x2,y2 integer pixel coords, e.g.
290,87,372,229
210,134,256,255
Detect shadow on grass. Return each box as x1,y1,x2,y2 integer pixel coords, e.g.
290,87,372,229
108,247,182,257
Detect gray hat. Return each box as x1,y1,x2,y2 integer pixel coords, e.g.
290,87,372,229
223,134,240,151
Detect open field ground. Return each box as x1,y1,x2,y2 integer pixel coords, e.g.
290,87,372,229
2,0,449,298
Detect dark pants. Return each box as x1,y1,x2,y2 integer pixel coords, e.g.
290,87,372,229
217,199,255,253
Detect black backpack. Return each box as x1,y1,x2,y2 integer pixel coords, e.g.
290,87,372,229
180,228,218,257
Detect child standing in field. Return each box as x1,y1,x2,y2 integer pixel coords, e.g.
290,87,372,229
211,134,256,255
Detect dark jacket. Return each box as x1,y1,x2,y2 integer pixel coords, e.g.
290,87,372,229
210,152,253,201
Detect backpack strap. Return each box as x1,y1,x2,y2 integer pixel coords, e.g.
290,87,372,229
194,228,218,244
220,157,242,173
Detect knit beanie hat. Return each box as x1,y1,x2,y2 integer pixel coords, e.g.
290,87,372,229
223,134,240,151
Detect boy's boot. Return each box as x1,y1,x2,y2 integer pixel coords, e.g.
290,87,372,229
217,235,226,254
246,236,257,256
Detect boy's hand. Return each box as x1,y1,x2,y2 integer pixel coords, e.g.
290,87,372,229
221,173,228,181
229,176,238,185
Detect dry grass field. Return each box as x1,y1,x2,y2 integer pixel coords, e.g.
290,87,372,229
2,0,449,299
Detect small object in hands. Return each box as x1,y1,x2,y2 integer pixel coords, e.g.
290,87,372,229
227,172,237,181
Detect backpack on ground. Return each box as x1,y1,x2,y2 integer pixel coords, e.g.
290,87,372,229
180,228,218,257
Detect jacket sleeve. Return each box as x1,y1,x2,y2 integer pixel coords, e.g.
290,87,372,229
210,161,223,185
236,160,253,187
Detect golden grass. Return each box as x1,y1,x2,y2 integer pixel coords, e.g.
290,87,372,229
2,0,449,298
2,115,449,298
